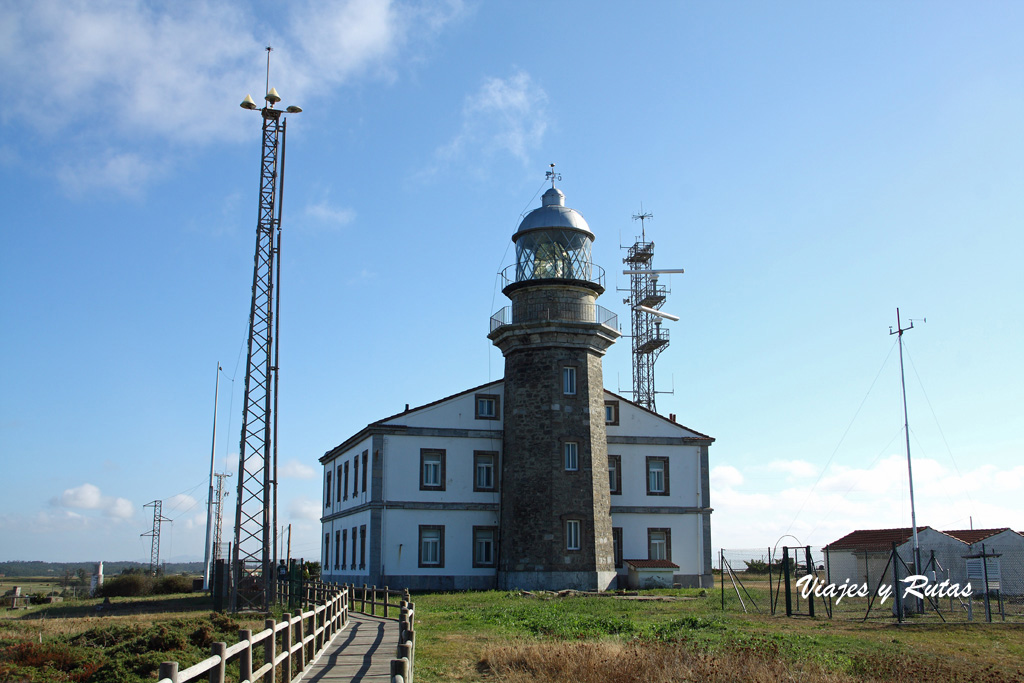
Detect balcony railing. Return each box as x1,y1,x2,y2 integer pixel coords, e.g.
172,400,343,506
490,302,618,333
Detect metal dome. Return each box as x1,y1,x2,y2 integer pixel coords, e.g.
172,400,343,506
514,186,593,237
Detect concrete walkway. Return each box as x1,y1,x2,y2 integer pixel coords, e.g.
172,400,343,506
303,613,397,682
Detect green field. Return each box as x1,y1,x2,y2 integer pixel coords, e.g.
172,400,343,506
2,586,1022,682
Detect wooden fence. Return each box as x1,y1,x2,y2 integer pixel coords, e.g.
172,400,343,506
155,581,415,683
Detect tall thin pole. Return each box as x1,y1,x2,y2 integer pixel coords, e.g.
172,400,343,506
203,363,221,590
890,308,920,573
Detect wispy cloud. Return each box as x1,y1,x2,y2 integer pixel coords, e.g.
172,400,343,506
51,483,135,519
2,0,466,194
304,199,356,230
289,496,322,521
280,460,315,479
427,69,548,176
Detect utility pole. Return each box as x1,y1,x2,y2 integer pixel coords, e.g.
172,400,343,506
890,308,923,577
141,500,172,575
203,363,221,590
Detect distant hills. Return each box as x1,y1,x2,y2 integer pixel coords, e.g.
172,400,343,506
0,560,204,577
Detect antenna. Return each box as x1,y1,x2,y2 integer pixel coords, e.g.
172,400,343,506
265,46,273,102
546,162,561,188
618,207,684,412
889,308,922,586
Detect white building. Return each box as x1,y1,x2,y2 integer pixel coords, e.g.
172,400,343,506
319,381,714,590
319,182,714,591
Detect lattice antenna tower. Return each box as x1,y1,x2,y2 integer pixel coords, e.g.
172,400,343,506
140,500,172,575
620,209,684,412
232,46,301,611
213,472,232,562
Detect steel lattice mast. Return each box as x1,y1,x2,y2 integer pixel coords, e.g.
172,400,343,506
141,500,171,575
231,48,299,611
621,212,684,412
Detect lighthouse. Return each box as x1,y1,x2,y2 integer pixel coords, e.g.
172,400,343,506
488,173,621,590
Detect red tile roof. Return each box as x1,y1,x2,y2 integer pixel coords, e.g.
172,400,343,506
823,527,930,552
624,559,679,569
943,528,1010,544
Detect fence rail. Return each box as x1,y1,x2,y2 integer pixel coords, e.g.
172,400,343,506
156,581,415,683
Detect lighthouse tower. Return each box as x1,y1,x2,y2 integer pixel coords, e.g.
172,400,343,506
488,174,621,590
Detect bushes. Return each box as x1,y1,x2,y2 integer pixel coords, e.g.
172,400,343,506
97,574,197,598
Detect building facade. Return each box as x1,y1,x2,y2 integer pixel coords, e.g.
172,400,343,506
319,184,714,590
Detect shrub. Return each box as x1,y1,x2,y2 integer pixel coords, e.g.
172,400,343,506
98,573,153,597
154,575,194,595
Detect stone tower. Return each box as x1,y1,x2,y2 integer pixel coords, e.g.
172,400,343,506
488,181,621,590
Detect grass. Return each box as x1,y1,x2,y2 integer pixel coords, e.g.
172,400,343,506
411,589,1024,682
2,586,1021,682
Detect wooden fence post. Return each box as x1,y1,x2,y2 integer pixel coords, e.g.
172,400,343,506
264,618,276,683
371,585,376,616
383,585,389,618
362,583,367,613
158,662,178,683
296,616,305,672
391,657,409,681
238,629,253,683
211,641,227,683
280,617,292,683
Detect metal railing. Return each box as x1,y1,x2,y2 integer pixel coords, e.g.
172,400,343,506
490,302,618,333
499,263,606,290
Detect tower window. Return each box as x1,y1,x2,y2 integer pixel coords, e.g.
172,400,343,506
612,527,624,568
473,526,497,567
646,456,669,496
474,451,498,491
566,519,581,551
418,525,445,567
564,442,579,471
648,528,672,561
563,367,577,395
475,394,500,420
420,449,446,490
608,454,621,495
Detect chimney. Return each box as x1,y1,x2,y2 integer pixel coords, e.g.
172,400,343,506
669,413,677,423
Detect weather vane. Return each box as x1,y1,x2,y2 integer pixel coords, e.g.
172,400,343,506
546,163,561,188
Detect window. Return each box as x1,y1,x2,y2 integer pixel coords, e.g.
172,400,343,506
646,456,670,496
352,456,359,497
648,528,671,561
566,519,581,551
420,449,446,490
475,394,500,420
608,454,621,495
334,530,340,570
362,450,369,493
342,529,348,569
604,400,619,425
324,533,330,568
563,366,577,395
336,466,342,502
564,442,579,471
325,472,332,507
343,462,349,501
473,526,497,567
418,525,445,567
350,527,357,570
612,527,623,568
474,451,498,491
359,525,366,570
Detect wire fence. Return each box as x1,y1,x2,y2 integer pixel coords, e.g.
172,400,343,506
719,542,1023,623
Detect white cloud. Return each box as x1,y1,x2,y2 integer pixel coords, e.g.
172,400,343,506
280,460,315,479
289,496,322,521
2,0,466,194
712,455,1024,551
53,483,135,520
430,70,548,173
304,200,356,230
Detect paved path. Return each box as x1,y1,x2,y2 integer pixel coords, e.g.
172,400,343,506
303,613,397,682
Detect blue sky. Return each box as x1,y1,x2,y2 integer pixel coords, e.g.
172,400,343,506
1,1,1021,563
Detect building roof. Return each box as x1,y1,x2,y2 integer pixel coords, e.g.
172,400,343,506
603,387,714,441
823,527,931,552
624,559,679,569
943,528,1012,545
